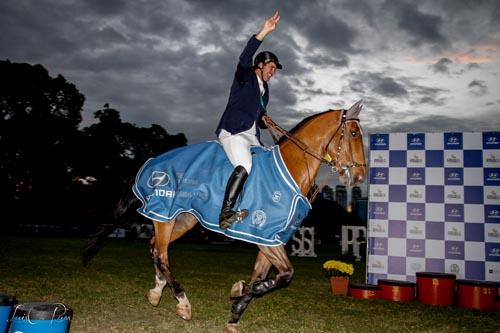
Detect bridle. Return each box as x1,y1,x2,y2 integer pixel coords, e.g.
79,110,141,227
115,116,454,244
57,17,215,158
264,109,366,198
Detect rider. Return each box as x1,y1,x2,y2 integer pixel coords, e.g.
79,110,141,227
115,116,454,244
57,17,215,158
216,11,282,229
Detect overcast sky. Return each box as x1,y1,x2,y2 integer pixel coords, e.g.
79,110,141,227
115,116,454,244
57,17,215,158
2,0,499,189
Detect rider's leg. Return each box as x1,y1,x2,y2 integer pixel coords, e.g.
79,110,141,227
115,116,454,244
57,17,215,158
218,133,254,228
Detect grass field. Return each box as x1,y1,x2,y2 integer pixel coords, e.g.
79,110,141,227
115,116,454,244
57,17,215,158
0,236,498,333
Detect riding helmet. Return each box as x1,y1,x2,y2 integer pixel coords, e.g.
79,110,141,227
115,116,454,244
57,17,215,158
254,51,282,69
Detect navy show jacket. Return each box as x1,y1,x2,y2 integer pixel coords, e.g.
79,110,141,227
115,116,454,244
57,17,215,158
216,35,269,140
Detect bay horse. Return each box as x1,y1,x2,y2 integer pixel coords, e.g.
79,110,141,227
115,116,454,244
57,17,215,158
83,101,366,333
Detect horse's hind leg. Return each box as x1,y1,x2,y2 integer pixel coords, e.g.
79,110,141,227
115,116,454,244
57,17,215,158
148,215,197,320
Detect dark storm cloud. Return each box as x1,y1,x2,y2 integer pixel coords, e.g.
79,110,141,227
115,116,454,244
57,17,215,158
468,80,488,96
383,0,448,47
431,58,453,74
1,0,498,147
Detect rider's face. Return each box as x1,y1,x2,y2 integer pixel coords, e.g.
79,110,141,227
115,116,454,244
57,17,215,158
256,62,278,82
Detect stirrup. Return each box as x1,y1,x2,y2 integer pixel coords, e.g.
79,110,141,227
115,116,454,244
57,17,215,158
219,209,249,229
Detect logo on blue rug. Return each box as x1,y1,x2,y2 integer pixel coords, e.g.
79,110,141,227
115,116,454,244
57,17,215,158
272,191,282,202
252,210,267,227
147,171,170,188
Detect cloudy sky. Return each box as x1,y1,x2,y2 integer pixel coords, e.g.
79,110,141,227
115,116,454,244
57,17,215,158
2,0,499,188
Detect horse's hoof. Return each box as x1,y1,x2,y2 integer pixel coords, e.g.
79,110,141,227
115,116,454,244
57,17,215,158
147,290,161,306
176,303,192,320
230,280,248,299
224,323,240,333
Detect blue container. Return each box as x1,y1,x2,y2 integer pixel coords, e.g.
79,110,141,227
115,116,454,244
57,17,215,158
11,303,73,333
0,294,16,333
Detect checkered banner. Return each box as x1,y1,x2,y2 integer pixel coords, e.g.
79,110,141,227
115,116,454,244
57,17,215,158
367,132,500,284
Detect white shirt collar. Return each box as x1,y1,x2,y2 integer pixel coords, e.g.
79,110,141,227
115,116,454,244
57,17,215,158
256,73,265,96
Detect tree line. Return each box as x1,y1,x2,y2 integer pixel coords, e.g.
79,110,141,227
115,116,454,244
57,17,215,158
0,60,187,230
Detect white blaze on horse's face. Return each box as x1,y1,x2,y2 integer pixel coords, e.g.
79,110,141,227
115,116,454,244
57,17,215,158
337,100,366,186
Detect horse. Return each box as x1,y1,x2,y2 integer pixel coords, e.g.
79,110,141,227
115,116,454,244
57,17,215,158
83,100,366,333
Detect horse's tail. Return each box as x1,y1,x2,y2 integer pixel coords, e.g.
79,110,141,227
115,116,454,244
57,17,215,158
82,179,139,266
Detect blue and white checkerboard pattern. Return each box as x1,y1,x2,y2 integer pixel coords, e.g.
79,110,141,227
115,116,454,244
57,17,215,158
367,132,500,284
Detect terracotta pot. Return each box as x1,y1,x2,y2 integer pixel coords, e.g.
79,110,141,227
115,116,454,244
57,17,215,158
329,276,349,295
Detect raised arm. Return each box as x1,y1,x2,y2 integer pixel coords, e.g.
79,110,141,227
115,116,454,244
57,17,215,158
255,11,281,41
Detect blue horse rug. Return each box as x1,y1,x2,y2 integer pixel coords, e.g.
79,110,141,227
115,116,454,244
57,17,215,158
133,141,311,246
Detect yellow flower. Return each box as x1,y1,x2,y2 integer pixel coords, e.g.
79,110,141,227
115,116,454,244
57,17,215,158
322,260,354,276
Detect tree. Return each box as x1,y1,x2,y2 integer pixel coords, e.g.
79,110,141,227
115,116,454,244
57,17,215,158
0,60,84,222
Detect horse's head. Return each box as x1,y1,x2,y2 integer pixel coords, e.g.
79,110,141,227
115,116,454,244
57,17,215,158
328,100,366,186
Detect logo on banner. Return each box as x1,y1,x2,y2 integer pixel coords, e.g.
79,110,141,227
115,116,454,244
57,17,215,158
409,154,422,163
446,154,461,164
409,244,423,254
447,190,461,200
449,246,462,255
487,190,500,201
374,241,385,251
486,172,499,182
487,208,500,219
374,206,386,216
487,228,500,238
447,172,461,182
409,225,423,235
409,171,423,181
410,262,423,271
450,264,460,274
408,135,424,149
409,189,423,199
445,133,463,149
374,154,386,163
447,227,462,237
147,171,170,188
373,171,387,181
409,207,423,218
485,134,499,147
373,224,386,233
373,189,386,198
489,248,500,257
372,260,385,269
486,154,499,163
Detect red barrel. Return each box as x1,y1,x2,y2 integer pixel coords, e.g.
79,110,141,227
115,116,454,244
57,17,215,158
378,279,415,303
456,279,498,311
349,283,380,300
416,272,455,306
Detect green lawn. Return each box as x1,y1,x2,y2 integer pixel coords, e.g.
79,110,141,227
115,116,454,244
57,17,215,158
0,236,498,332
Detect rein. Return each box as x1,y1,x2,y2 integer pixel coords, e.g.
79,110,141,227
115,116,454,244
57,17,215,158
262,110,366,201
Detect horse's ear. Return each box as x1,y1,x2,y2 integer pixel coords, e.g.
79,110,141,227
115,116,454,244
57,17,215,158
346,100,363,119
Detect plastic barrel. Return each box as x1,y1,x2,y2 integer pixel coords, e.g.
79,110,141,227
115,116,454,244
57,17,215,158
11,302,73,333
416,272,455,306
0,294,16,333
378,279,416,302
349,283,380,300
456,279,497,311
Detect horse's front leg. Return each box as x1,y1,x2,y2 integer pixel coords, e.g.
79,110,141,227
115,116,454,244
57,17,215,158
226,245,294,332
148,219,192,320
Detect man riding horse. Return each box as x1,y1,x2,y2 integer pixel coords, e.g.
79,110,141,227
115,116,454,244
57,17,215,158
216,11,282,229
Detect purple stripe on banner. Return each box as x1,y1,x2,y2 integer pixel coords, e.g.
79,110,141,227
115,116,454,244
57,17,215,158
483,132,500,149
389,220,406,238
444,133,463,150
407,239,425,257
426,258,445,272
389,150,407,167
426,150,444,167
485,243,500,262
464,150,482,167
389,185,406,202
485,205,500,223
388,256,407,275
371,134,389,150
464,186,484,204
445,241,465,260
445,204,464,222
465,223,484,242
426,221,444,239
408,133,425,150
465,261,485,280
426,185,444,203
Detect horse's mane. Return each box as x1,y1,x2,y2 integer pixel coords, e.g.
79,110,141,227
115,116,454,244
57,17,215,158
276,109,337,145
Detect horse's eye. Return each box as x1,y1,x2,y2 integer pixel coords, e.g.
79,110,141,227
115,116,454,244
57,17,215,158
351,131,357,137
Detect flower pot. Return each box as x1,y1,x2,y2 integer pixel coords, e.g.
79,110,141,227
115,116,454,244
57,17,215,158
329,276,349,295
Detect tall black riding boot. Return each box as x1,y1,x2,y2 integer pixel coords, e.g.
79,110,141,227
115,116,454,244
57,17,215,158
219,165,249,229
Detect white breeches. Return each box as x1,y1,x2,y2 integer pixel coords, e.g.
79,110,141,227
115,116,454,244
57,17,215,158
219,130,260,173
